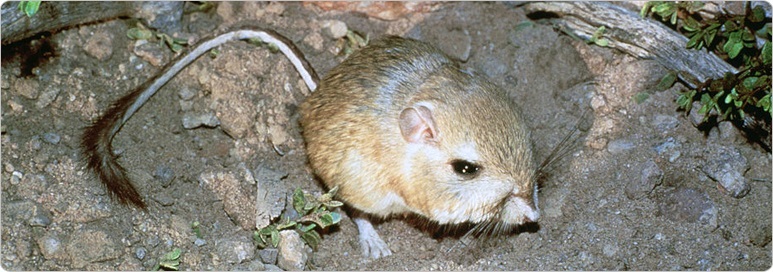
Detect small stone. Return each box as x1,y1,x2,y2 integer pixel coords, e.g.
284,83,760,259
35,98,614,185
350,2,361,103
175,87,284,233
11,171,23,185
653,137,681,162
277,230,309,271
214,238,254,265
264,264,283,271
624,160,663,200
29,136,42,150
42,132,61,144
688,101,711,127
602,244,618,257
194,238,206,247
322,20,348,39
135,247,146,260
607,139,635,154
38,234,63,259
718,121,739,141
701,145,750,198
178,87,197,101
83,30,114,61
590,94,607,111
259,248,278,264
29,213,52,227
652,114,679,133
657,187,717,227
14,79,40,99
36,87,61,109
234,260,266,271
182,112,220,129
154,165,175,187
133,41,167,67
4,163,14,173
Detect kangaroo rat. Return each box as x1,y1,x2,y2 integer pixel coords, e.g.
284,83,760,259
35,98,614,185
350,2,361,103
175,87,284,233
82,25,539,259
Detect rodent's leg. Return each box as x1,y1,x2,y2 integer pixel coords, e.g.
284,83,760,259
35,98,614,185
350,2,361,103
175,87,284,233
353,217,392,259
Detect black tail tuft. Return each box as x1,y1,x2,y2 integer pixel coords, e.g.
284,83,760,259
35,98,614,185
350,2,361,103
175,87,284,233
81,110,147,210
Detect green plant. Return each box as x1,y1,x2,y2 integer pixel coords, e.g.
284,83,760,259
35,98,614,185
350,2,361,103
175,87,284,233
126,22,189,53
191,221,202,239
152,248,182,271
253,187,342,250
18,1,41,17
588,26,610,47
643,1,771,124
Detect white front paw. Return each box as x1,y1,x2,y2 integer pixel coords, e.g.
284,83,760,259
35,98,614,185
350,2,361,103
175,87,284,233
353,217,393,259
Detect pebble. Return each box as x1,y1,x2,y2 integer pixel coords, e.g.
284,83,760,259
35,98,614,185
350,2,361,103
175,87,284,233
182,112,220,129
194,238,206,247
178,87,197,101
264,264,283,271
42,132,61,144
36,87,62,109
277,230,309,271
4,163,14,173
590,94,607,111
701,145,750,198
29,213,52,227
233,260,266,271
11,171,23,185
38,234,63,259
624,160,663,200
652,114,679,133
29,137,42,150
214,238,254,264
259,248,278,264
135,247,146,260
718,121,739,141
653,137,681,162
154,165,175,187
657,187,717,227
606,139,635,154
322,20,348,39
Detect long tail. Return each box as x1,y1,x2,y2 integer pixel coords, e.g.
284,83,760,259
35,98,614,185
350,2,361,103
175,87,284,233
81,25,319,209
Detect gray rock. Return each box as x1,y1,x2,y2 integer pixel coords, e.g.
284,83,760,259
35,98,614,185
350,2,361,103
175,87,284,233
718,121,739,141
178,86,197,101
214,237,255,264
37,233,64,260
653,137,681,162
264,264,283,271
624,160,663,200
254,164,290,228
194,238,207,247
657,187,717,227
701,145,750,198
322,20,348,39
66,229,123,269
182,112,220,129
259,248,279,264
29,136,42,150
652,114,679,132
277,230,309,271
36,87,61,109
135,247,147,260
10,171,22,185
234,260,266,271
137,2,184,34
154,165,175,187
607,139,635,154
29,212,52,227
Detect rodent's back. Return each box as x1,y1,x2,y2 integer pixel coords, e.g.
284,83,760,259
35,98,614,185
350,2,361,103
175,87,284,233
300,37,537,225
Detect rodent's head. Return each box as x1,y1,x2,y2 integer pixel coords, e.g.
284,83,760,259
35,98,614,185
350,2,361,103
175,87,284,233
396,67,538,228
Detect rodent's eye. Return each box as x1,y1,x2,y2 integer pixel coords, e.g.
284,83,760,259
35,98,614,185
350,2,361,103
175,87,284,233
450,159,480,178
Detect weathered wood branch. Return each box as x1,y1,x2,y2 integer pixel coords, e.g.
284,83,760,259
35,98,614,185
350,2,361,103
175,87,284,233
522,2,738,89
1,1,183,45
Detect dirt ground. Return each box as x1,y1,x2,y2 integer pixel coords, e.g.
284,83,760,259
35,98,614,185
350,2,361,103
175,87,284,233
2,2,771,270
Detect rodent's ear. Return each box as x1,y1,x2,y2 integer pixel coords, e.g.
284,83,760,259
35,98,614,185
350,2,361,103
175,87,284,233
399,105,438,144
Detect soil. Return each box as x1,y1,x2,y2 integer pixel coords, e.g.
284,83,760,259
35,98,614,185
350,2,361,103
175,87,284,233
1,2,771,270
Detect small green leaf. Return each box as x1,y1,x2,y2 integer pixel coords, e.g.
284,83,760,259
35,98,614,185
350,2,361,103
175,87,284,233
633,92,650,104
270,229,281,247
750,6,766,23
299,223,317,232
742,77,759,91
728,41,744,59
292,188,306,214
163,248,182,261
757,93,771,112
686,32,703,49
277,220,297,230
301,230,322,250
127,28,154,40
324,200,344,208
18,1,41,17
656,71,678,91
761,41,771,65
594,38,610,47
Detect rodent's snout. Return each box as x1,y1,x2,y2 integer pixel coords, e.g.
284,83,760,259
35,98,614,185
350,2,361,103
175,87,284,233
501,193,540,225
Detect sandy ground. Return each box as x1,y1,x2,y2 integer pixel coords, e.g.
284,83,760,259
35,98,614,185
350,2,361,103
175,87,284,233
1,2,770,270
